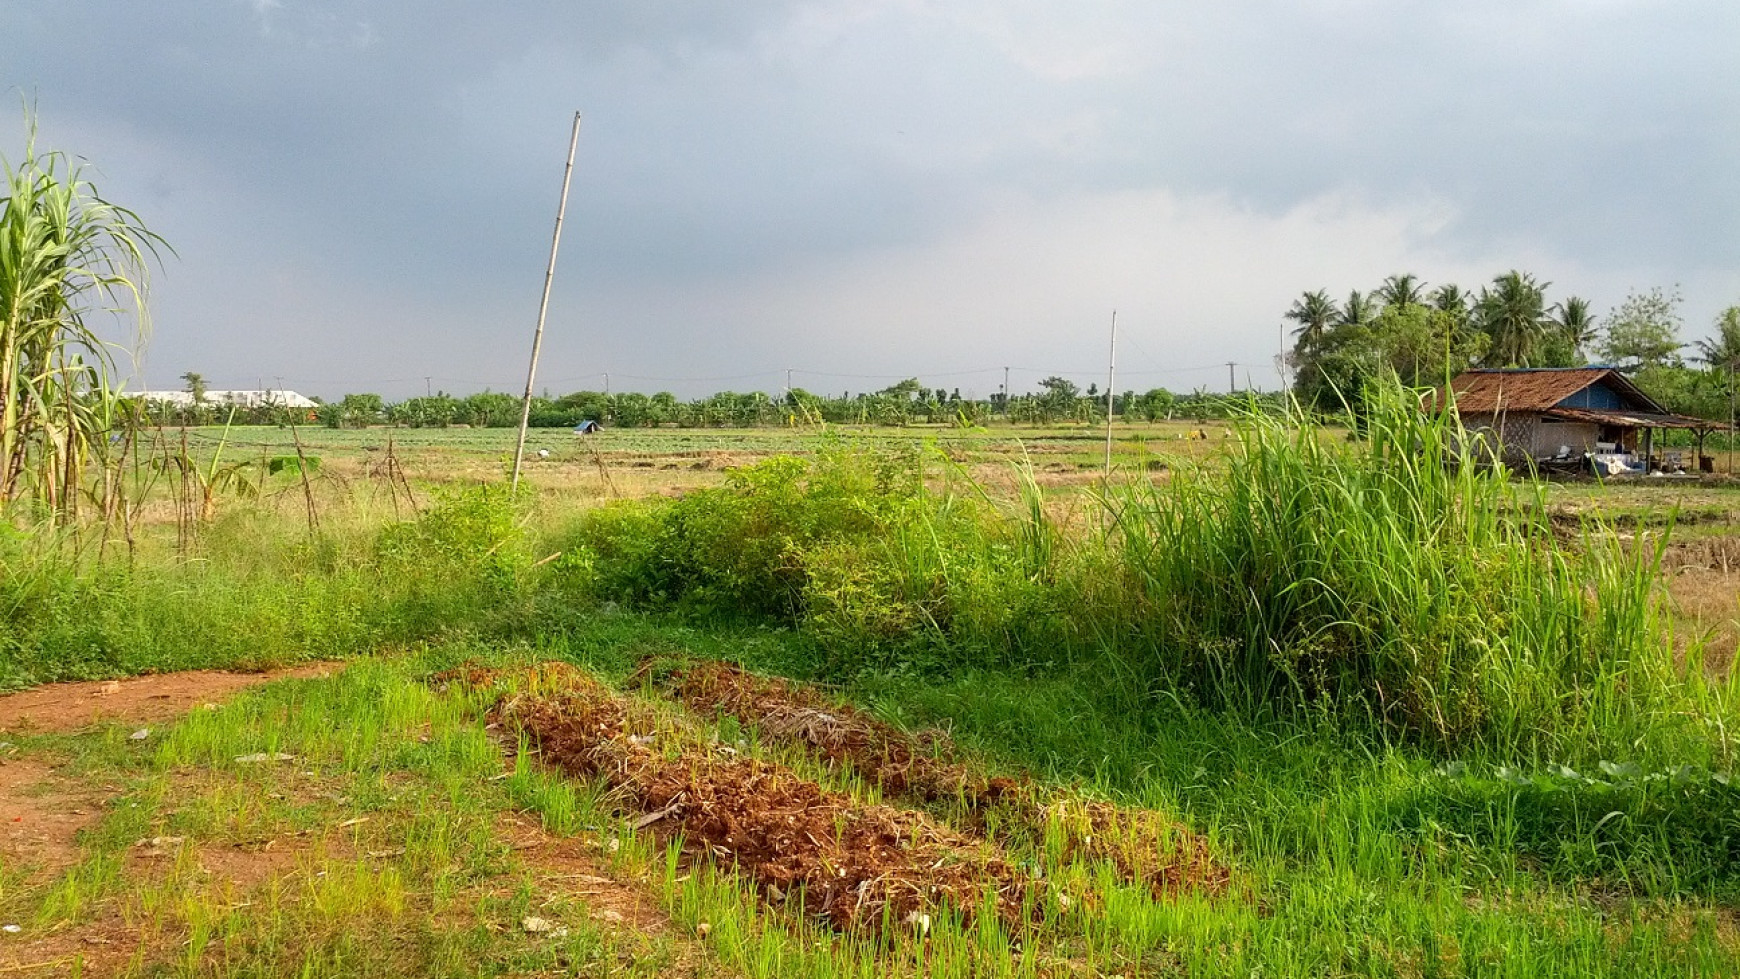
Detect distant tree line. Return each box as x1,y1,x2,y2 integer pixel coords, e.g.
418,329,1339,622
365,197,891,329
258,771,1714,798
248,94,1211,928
135,378,1282,430
1286,271,1740,423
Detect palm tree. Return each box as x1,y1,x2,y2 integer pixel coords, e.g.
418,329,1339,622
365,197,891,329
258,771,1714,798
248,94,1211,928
1376,273,1426,309
1694,306,1740,369
1337,290,1379,330
1284,289,1338,350
1551,296,1599,361
1475,271,1551,367
1,119,166,511
1428,282,1467,312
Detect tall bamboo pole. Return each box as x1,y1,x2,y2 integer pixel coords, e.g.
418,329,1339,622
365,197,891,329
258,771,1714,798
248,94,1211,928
512,111,583,494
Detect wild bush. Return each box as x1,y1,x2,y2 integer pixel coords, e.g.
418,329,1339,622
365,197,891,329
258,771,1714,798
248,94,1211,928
566,446,921,620
375,484,527,593
561,444,1069,673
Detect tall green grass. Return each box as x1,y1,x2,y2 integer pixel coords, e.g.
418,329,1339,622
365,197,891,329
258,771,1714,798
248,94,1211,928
1102,386,1731,760
0,486,541,688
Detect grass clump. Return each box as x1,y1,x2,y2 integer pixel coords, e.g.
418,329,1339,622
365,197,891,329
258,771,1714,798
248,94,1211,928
1103,387,1719,759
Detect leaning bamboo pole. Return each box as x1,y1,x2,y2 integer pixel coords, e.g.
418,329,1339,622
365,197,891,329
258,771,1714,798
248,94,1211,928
512,111,583,495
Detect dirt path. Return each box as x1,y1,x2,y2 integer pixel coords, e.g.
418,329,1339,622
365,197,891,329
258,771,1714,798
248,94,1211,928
0,662,345,735
0,757,111,878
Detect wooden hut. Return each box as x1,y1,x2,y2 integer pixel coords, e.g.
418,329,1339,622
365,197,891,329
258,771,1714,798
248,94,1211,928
1439,368,1721,474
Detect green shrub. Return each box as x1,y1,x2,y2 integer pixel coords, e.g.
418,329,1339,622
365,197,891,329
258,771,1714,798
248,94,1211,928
375,484,527,595
561,444,1080,675
568,446,921,621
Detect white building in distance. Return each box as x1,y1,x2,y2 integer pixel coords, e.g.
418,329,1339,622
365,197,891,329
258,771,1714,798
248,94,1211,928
132,390,320,409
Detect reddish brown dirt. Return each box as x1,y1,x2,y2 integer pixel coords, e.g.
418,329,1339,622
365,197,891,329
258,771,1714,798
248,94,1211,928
496,813,674,936
0,912,155,978
656,660,1231,900
0,662,345,734
490,663,1035,931
0,758,109,878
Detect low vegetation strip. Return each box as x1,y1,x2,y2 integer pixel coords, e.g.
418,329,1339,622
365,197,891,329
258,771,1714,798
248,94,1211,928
485,663,1039,931
653,659,1231,900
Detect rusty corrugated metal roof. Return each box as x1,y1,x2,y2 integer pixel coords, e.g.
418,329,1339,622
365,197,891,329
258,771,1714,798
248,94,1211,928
1439,368,1661,414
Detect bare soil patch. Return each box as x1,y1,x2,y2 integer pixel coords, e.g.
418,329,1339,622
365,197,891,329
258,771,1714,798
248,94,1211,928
0,662,345,735
496,813,673,936
0,758,109,878
0,911,153,978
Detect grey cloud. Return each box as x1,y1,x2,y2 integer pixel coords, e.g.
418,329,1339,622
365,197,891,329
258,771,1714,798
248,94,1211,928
6,1,1737,396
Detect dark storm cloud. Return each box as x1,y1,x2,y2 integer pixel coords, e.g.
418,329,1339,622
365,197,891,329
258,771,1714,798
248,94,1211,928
4,1,1736,396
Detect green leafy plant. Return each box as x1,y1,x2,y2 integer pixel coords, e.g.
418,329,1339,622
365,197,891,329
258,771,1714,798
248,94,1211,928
1,112,166,519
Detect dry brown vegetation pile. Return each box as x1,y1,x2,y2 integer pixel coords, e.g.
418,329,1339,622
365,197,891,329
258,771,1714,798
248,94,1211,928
655,659,1232,899
485,662,1036,930
652,660,1015,806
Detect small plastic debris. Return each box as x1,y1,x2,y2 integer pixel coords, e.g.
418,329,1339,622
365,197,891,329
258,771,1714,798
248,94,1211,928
132,836,186,856
128,729,151,741
2,924,21,934
98,681,121,696
521,916,567,937
234,753,297,764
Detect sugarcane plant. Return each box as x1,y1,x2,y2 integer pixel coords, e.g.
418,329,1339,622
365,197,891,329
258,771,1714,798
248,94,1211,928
0,114,165,522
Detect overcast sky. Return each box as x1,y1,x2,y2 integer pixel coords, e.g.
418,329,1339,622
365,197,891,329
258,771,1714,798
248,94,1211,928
7,0,1738,400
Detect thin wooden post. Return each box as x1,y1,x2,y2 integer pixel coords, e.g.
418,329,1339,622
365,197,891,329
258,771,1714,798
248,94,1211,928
512,111,583,494
1104,310,1117,478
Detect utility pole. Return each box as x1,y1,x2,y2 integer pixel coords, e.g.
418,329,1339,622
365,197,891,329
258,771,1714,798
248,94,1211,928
424,376,432,398
603,372,610,396
1002,366,1010,416
1278,320,1288,393
511,110,582,495
1227,361,1236,394
785,368,793,400
1104,311,1117,478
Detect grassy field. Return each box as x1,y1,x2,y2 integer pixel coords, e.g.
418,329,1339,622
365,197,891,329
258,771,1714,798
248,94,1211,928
187,420,1237,496
5,412,1740,976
